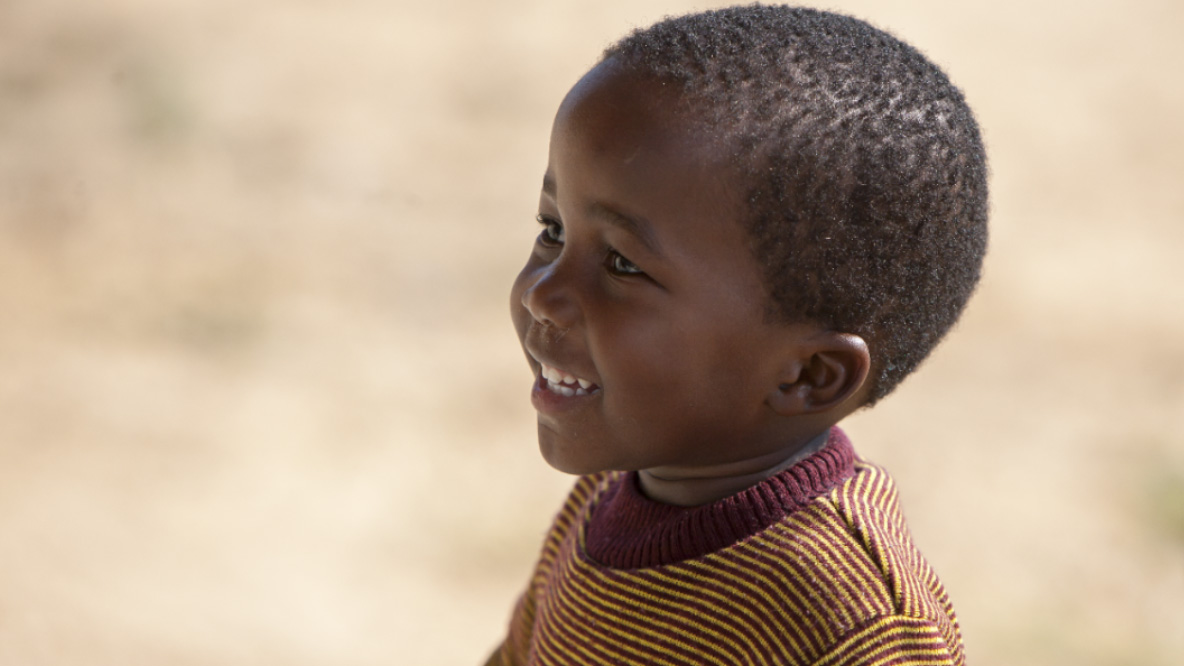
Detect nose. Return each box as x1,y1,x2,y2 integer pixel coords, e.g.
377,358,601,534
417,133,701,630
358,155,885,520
520,261,580,330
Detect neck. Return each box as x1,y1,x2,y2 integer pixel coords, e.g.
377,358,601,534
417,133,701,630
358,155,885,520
636,429,831,506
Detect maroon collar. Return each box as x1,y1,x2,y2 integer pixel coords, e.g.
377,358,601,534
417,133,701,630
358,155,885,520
584,427,856,569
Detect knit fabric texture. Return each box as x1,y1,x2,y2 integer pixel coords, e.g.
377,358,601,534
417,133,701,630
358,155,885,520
489,428,965,666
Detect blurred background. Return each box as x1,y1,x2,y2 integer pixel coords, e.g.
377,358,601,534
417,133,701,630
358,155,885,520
0,0,1181,664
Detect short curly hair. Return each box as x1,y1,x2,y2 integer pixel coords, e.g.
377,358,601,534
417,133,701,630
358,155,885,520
603,5,988,404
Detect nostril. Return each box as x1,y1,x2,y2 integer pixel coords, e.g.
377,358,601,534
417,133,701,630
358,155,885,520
522,283,553,325
541,324,569,342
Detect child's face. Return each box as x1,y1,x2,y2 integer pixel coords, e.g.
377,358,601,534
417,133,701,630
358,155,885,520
511,62,813,476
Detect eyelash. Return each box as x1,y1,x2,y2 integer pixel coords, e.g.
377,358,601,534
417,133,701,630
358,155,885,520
535,214,564,247
534,215,644,277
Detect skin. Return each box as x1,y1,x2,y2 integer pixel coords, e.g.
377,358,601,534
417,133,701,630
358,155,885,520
510,60,872,506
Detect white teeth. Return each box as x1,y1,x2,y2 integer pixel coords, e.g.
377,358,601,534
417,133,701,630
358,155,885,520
541,364,572,385
539,362,597,394
545,378,594,397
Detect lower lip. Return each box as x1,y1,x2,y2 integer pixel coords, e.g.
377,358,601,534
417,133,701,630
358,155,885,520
530,375,600,414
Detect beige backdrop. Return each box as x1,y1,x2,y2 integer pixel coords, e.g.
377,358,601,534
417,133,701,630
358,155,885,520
1,0,1182,664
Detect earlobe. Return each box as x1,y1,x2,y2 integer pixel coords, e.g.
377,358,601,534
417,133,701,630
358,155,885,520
767,333,870,416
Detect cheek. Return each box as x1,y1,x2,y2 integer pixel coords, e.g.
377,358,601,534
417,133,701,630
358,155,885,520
597,312,749,409
593,314,695,409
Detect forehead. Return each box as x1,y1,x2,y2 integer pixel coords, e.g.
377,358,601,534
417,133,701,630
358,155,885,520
554,62,716,167
548,62,742,235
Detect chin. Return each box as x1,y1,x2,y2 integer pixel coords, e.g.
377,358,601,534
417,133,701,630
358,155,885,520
537,427,608,476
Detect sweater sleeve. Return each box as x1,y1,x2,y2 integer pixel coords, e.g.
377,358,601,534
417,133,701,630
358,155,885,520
484,474,609,666
487,585,538,666
810,615,958,666
481,643,504,666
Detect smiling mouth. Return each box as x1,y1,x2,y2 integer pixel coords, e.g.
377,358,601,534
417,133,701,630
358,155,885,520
539,362,601,397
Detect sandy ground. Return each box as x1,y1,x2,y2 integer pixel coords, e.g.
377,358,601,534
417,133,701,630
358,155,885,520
0,0,1182,664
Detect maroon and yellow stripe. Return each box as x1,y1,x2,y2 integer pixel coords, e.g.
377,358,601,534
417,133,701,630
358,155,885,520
493,461,963,666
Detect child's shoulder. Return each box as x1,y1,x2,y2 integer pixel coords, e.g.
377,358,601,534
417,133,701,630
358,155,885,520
772,456,914,566
827,457,908,526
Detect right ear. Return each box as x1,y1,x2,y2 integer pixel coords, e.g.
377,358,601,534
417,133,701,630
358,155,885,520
766,332,870,416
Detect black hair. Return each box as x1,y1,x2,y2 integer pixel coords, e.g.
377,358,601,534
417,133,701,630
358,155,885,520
603,4,988,404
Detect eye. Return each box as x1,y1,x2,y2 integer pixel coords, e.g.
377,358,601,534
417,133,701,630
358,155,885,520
535,214,564,247
606,249,644,276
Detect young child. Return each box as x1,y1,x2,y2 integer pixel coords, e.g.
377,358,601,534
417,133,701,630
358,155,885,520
490,5,987,665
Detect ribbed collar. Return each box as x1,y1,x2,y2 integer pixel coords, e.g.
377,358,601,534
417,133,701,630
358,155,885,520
584,427,855,569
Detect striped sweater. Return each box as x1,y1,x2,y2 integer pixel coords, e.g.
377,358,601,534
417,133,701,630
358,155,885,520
489,428,964,666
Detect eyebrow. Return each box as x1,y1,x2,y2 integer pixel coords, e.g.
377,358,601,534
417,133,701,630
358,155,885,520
541,174,663,256
589,204,662,256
